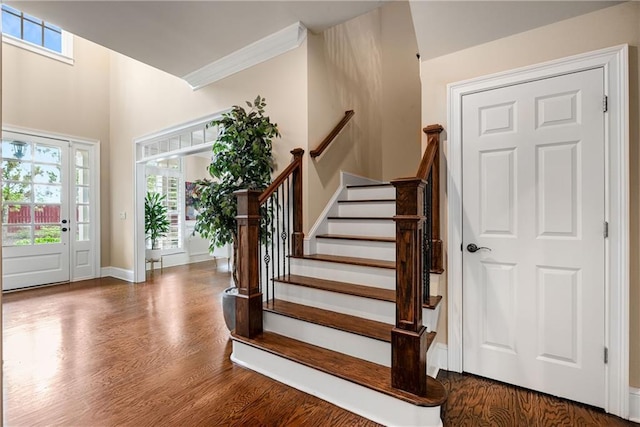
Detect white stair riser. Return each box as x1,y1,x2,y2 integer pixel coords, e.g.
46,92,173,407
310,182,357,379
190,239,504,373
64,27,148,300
338,202,395,217
264,312,390,366
231,342,444,427
316,239,395,262
274,281,439,331
328,219,395,237
347,186,395,200
290,258,395,289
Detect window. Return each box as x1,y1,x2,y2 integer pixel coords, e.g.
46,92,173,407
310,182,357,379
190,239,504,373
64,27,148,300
2,5,73,63
146,158,183,251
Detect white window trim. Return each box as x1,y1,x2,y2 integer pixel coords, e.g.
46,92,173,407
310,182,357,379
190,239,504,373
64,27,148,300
2,30,74,65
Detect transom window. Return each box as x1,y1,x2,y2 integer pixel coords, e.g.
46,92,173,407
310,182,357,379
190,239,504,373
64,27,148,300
2,4,73,63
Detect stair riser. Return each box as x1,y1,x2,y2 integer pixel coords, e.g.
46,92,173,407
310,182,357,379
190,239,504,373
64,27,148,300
231,341,444,427
290,258,395,289
315,239,395,262
347,186,395,201
273,282,439,331
338,202,395,217
328,219,395,238
264,312,391,366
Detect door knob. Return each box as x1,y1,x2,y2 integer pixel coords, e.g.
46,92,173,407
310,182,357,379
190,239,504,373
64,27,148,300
61,219,68,224
467,243,491,253
61,227,68,232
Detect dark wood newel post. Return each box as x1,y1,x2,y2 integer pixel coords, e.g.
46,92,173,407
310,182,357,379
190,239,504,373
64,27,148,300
290,148,305,257
423,124,444,274
234,189,263,338
391,177,428,396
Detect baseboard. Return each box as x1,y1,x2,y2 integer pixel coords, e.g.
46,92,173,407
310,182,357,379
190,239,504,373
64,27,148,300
101,267,134,282
630,387,640,422
434,343,448,378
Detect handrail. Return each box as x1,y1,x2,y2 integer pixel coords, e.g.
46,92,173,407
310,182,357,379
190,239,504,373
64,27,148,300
416,124,442,179
309,110,355,158
259,148,304,204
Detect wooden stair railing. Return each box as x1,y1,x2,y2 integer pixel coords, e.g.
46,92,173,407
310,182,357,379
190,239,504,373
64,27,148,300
234,148,304,339
309,110,355,158
390,124,444,397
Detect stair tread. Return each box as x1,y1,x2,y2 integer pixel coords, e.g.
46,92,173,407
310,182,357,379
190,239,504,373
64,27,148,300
275,274,395,302
293,253,396,269
338,199,395,203
328,216,394,221
346,183,392,188
231,330,447,407
316,234,395,243
264,299,393,342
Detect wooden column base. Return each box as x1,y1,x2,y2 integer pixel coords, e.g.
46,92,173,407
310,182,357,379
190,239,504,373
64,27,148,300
292,232,305,257
235,292,264,338
391,326,428,397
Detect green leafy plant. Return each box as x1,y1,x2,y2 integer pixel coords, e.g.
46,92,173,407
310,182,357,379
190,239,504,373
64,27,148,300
145,192,170,250
194,96,280,285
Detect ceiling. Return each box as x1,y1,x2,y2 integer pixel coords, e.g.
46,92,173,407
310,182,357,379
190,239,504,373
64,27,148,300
8,1,621,82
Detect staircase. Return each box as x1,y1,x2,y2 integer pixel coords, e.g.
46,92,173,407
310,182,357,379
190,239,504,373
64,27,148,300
231,182,447,427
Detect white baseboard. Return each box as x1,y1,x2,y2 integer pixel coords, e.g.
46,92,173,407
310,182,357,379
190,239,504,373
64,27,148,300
432,343,448,378
101,266,134,282
630,387,640,423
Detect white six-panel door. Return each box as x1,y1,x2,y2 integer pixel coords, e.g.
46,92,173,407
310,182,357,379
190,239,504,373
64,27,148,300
462,68,605,407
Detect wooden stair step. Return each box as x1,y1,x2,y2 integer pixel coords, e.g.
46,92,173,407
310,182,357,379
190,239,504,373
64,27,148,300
316,234,395,243
293,253,395,269
264,298,394,342
231,331,447,407
327,216,394,221
338,199,395,203
346,183,392,189
275,274,395,302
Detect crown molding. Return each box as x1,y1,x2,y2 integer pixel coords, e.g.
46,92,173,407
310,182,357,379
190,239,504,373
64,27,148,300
183,22,307,90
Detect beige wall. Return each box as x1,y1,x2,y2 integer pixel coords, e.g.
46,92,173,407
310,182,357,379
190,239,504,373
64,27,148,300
2,37,112,267
306,1,421,229
420,1,640,387
109,42,308,270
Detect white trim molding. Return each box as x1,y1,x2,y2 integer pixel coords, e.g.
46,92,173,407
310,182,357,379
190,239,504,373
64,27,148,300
183,22,307,90
101,267,134,283
2,31,73,65
446,45,629,418
630,387,640,423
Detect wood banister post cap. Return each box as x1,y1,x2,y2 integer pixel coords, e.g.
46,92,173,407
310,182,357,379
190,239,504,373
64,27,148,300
290,148,305,158
233,189,262,196
423,124,444,135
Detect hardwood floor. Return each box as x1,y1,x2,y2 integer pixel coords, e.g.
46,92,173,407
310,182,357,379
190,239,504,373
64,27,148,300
3,262,636,426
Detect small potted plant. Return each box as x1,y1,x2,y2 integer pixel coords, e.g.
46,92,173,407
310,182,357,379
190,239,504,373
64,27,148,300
145,192,170,261
194,96,280,329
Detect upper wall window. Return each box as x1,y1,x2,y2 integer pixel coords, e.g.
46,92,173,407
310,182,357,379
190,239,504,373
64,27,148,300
1,4,73,64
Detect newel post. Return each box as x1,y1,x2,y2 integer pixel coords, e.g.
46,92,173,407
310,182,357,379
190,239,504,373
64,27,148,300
290,148,305,257
423,124,444,274
391,177,428,396
234,189,263,338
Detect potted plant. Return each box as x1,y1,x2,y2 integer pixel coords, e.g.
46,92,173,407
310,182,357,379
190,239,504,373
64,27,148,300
194,96,280,329
145,192,170,261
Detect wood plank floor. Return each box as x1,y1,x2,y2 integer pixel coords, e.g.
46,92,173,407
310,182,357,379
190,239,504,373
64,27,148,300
3,262,636,426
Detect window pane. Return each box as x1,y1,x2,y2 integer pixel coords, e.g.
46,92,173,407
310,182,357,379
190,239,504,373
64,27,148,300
2,140,32,161
3,225,32,246
2,9,21,39
33,164,61,184
192,130,204,146
2,183,32,203
23,19,43,46
76,187,89,204
169,138,180,152
24,14,42,24
76,223,89,241
44,27,62,52
205,125,218,142
34,225,61,244
34,184,61,203
2,204,30,224
1,5,22,15
34,205,60,224
75,149,89,167
76,205,89,222
2,160,31,182
76,168,89,186
180,133,191,148
35,145,61,164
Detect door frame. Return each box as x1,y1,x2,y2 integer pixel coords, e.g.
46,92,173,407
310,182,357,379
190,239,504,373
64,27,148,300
2,124,101,284
446,45,629,417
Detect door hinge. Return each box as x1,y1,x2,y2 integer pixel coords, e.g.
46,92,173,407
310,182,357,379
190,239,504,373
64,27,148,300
604,221,609,238
461,243,463,252
603,95,608,113
604,347,608,364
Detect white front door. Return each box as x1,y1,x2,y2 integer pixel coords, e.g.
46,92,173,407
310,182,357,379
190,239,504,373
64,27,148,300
2,132,99,290
462,68,606,407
